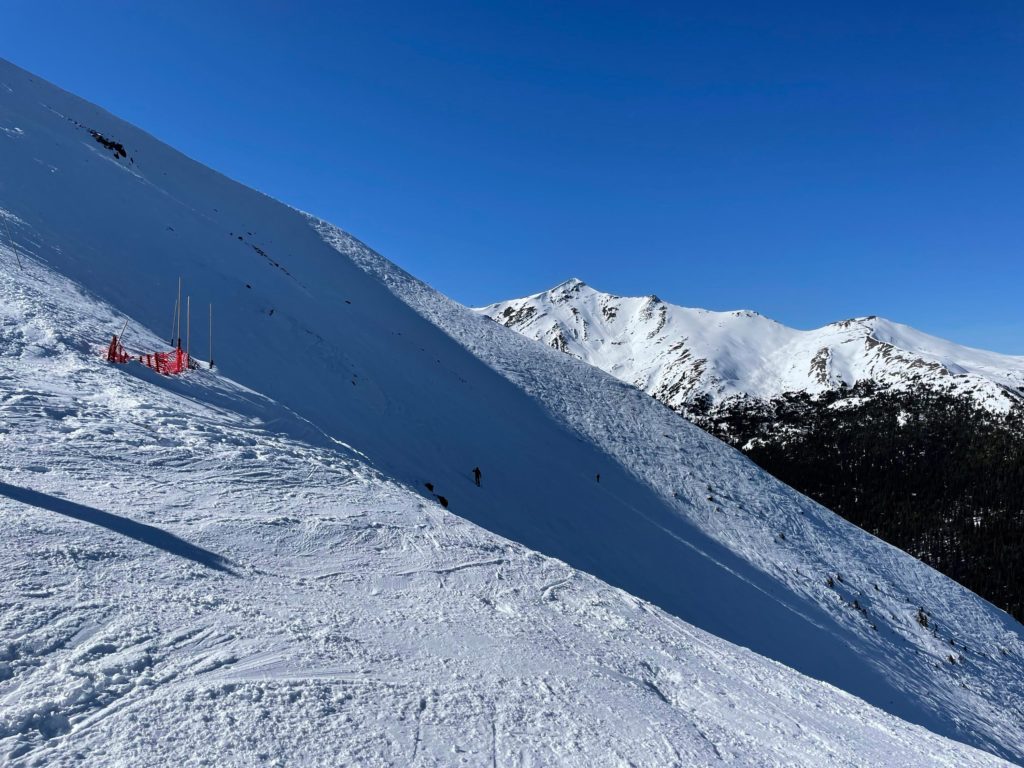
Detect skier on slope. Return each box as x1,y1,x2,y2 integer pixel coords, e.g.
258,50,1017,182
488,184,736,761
473,467,481,487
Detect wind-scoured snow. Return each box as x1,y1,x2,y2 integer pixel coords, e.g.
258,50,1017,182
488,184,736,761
1,57,1023,764
477,278,1024,412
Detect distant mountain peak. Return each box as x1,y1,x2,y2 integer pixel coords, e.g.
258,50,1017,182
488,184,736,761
476,285,1024,413
547,277,588,294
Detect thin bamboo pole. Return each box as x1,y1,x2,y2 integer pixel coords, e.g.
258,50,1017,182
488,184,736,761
176,277,182,350
209,303,214,368
170,294,179,346
2,215,21,270
186,295,191,363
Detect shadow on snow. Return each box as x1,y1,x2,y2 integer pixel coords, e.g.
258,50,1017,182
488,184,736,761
0,481,236,575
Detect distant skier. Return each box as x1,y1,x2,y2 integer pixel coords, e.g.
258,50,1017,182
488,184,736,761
473,467,481,487
595,473,600,483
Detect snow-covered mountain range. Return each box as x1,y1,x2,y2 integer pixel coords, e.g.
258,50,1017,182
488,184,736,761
2,58,1023,765
477,278,1024,414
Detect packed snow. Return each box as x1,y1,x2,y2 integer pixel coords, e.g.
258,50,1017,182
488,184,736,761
477,278,1024,413
1,57,1023,764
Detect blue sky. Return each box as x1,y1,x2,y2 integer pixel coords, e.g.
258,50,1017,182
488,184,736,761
5,1,1023,350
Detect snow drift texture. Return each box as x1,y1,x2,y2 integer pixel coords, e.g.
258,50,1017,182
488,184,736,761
0,58,1022,765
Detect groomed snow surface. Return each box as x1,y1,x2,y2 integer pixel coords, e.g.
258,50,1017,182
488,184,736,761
1,57,1022,765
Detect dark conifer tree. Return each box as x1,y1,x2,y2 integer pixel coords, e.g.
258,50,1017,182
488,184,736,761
684,383,1024,622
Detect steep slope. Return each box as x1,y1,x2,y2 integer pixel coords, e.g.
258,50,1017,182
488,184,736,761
2,244,1012,767
2,58,1024,762
477,279,1024,413
477,281,1024,622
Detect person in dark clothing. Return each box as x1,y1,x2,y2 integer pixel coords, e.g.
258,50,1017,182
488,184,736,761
473,467,481,487
596,473,601,483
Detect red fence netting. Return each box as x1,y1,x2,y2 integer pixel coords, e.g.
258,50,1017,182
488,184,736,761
106,335,192,375
106,335,130,364
144,348,191,374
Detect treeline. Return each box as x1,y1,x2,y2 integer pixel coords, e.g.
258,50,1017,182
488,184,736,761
687,383,1024,622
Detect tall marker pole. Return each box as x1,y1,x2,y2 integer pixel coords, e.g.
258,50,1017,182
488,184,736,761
176,277,182,350
209,303,214,369
186,295,191,363
2,215,21,270
170,294,179,346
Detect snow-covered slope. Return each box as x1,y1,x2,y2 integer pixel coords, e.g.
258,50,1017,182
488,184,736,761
477,279,1024,413
2,248,1011,767
2,58,1024,764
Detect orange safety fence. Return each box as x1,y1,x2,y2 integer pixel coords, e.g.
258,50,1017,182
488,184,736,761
147,348,191,374
106,335,193,375
106,335,131,364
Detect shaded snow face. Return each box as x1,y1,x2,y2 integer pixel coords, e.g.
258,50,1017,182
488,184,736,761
477,281,1024,413
1,57,1024,763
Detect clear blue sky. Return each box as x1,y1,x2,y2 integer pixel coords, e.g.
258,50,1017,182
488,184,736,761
5,1,1023,351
